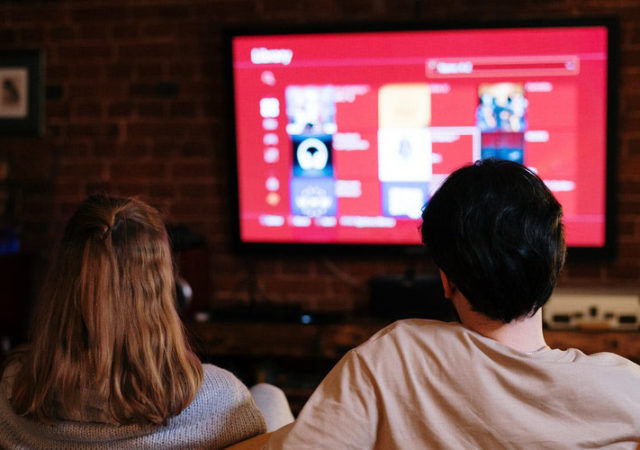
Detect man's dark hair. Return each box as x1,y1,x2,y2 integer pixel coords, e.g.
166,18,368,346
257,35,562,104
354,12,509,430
421,159,566,322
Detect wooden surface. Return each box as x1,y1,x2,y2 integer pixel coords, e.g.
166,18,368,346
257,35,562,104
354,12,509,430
188,321,640,362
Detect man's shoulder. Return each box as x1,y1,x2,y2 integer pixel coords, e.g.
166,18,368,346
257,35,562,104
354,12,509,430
369,318,463,341
566,349,640,379
356,319,465,357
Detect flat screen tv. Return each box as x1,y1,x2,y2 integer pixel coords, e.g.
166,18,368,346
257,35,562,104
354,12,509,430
226,18,617,258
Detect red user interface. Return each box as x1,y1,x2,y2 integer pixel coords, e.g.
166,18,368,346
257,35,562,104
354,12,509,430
231,26,609,247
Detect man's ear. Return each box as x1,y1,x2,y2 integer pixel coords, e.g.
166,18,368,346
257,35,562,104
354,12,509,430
439,269,456,299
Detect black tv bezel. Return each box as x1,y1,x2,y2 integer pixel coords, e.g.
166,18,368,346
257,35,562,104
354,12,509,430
223,17,619,259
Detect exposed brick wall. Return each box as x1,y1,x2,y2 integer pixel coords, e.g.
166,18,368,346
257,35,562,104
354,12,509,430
0,0,639,312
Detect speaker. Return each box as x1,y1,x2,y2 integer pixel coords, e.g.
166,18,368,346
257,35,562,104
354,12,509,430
369,272,457,321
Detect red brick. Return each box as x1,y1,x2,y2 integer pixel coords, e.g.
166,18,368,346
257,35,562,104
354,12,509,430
563,263,604,280
130,5,191,20
106,63,134,79
56,182,82,197
141,23,175,38
47,102,71,118
619,198,640,215
137,101,167,117
68,83,127,98
73,101,103,118
620,70,640,91
619,179,640,194
259,0,302,17
111,24,140,39
127,122,191,137
20,181,52,195
622,94,640,114
78,25,109,40
259,278,327,301
59,162,106,178
147,183,176,200
129,83,178,97
118,43,176,59
92,143,118,158
621,49,640,69
201,100,219,117
48,26,75,40
191,1,258,20
170,200,219,216
84,181,112,196
215,290,250,304
171,161,214,179
151,141,179,157
135,63,166,78
111,182,150,197
317,259,385,277
170,102,196,117
279,259,317,276
108,102,133,117
625,137,640,158
21,199,54,220
60,143,92,158
67,123,119,137
8,6,67,24
112,141,149,158
58,200,84,217
631,26,640,45
616,243,640,260
110,161,166,181
45,125,64,138
169,62,197,78
0,30,16,43
58,45,113,60
178,82,216,97
71,6,128,22
620,116,640,135
606,263,640,280
180,141,209,157
46,65,70,80
178,182,216,198
618,219,637,238
19,28,45,42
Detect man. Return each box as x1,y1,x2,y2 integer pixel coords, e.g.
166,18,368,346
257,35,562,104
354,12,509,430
236,159,640,449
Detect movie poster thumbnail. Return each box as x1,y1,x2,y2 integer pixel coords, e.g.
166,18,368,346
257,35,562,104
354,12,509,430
476,83,528,133
477,83,527,164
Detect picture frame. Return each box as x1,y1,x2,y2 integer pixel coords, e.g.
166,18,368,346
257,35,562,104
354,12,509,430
0,50,44,137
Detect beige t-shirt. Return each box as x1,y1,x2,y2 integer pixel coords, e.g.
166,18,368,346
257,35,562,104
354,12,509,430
270,319,640,449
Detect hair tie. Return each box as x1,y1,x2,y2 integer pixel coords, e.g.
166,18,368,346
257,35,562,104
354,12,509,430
100,224,112,241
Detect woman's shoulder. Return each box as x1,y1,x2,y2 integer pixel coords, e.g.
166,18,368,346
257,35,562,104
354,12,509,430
184,364,254,415
201,363,249,394
0,358,22,397
172,363,267,444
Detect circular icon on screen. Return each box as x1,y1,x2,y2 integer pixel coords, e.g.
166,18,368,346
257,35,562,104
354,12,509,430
296,137,329,171
295,185,332,217
266,192,280,206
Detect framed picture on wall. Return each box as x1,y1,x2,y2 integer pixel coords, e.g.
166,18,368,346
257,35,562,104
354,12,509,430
0,50,44,137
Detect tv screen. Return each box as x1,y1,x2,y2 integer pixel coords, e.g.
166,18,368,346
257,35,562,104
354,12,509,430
227,19,617,256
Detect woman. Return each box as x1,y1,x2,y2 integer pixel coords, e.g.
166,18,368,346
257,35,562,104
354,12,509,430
0,195,267,448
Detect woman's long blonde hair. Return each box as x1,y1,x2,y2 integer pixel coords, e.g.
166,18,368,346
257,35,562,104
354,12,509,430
10,195,203,425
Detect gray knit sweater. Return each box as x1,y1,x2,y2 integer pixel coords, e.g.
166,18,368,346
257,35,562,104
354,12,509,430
0,363,267,449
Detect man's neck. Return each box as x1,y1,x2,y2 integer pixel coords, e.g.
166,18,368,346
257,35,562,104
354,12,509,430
452,294,547,353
